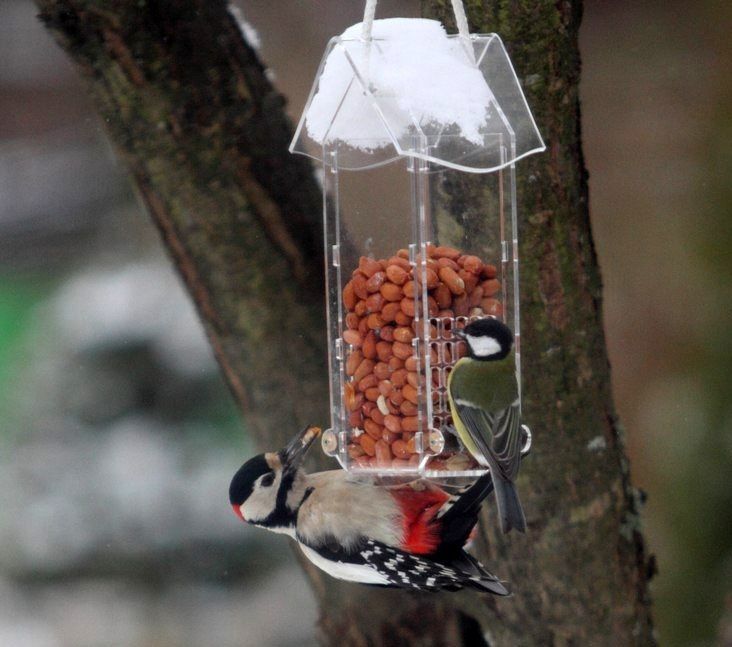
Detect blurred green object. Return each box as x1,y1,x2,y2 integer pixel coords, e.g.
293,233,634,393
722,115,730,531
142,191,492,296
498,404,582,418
0,277,54,418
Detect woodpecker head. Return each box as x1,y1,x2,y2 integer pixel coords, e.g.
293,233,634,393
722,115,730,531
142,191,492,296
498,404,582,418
229,425,320,533
454,318,513,361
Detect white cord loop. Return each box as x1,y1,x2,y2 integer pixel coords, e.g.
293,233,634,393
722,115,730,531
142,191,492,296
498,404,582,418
450,0,471,41
361,0,378,41
361,0,471,42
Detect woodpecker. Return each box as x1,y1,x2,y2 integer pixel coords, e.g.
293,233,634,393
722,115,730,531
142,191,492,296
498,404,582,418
448,318,526,534
229,425,509,594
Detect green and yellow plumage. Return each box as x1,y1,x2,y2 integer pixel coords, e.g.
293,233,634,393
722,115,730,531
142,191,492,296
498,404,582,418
447,318,526,533
447,354,518,463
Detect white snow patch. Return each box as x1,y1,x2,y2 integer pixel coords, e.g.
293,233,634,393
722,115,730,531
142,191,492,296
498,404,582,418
51,261,216,377
228,5,261,50
305,19,491,149
587,436,607,452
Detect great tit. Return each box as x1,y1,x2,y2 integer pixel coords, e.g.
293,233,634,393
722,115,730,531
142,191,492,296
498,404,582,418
448,318,526,533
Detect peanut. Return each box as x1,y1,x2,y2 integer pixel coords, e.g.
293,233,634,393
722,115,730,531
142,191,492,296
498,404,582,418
392,439,410,459
342,329,362,347
366,271,386,293
384,415,402,433
346,350,363,376
394,311,412,326
373,362,391,380
482,278,501,296
352,274,368,299
345,312,360,330
364,419,382,440
388,356,404,370
362,330,377,359
462,255,483,275
437,257,460,271
343,281,357,310
385,265,409,285
482,263,498,279
388,256,412,270
481,298,503,316
359,256,382,278
403,384,419,404
378,379,393,397
370,406,385,425
375,440,392,466
392,341,414,360
389,389,404,406
376,341,392,362
459,269,479,292
381,302,401,322
400,298,416,317
359,434,376,456
357,373,378,392
348,410,363,428
379,325,395,342
365,292,384,312
438,266,465,295
435,283,452,309
353,358,374,383
432,245,461,260
391,368,408,387
379,282,403,302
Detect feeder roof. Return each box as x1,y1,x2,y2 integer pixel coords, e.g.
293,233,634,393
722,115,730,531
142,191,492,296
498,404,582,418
290,18,545,173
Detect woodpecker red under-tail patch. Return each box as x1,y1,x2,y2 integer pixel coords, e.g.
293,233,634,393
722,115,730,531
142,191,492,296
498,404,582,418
390,486,449,554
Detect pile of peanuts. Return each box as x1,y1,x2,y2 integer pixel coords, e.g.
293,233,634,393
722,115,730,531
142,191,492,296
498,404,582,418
341,244,501,470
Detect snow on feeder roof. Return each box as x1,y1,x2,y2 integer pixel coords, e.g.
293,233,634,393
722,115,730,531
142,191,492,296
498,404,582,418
290,18,545,173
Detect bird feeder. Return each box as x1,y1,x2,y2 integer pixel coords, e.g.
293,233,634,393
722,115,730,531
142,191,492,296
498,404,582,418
290,11,544,478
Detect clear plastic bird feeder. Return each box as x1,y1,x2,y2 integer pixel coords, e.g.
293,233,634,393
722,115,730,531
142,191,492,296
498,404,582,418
290,18,544,478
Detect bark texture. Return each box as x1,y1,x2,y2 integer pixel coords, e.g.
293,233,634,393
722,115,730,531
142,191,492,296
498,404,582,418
36,0,655,644
36,0,329,442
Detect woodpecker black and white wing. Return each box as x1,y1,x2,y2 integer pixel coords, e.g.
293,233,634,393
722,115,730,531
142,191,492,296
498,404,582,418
297,536,508,595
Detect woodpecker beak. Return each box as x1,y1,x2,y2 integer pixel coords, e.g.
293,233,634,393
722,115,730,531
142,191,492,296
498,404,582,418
281,425,321,470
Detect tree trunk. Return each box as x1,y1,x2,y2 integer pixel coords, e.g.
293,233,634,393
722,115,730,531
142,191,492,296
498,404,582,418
36,1,655,644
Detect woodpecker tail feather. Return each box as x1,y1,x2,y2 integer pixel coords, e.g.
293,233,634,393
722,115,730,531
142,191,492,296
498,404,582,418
492,470,526,534
435,471,494,550
470,576,510,595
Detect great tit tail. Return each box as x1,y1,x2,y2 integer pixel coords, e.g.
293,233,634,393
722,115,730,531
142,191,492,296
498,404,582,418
493,472,526,534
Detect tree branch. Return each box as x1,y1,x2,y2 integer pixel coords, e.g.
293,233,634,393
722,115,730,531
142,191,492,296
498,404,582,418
36,0,329,444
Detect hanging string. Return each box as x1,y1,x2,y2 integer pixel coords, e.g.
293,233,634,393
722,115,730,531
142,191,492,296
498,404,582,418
450,0,471,41
361,0,471,42
361,0,378,41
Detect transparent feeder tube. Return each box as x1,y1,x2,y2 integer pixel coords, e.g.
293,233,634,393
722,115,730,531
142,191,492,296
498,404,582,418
320,136,521,478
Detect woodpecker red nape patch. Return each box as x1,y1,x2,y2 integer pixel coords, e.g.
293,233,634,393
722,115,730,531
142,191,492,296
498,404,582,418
391,487,449,554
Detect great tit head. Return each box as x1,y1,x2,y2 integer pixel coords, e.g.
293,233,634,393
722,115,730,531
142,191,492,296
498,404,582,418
455,318,513,361
229,425,320,528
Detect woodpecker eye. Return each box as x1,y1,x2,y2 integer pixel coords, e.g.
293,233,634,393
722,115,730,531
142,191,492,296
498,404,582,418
260,472,275,488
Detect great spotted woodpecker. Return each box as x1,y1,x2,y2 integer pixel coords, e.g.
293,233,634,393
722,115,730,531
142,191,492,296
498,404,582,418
229,425,509,594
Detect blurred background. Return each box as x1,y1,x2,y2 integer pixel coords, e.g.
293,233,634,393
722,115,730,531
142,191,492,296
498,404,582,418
0,1,730,645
